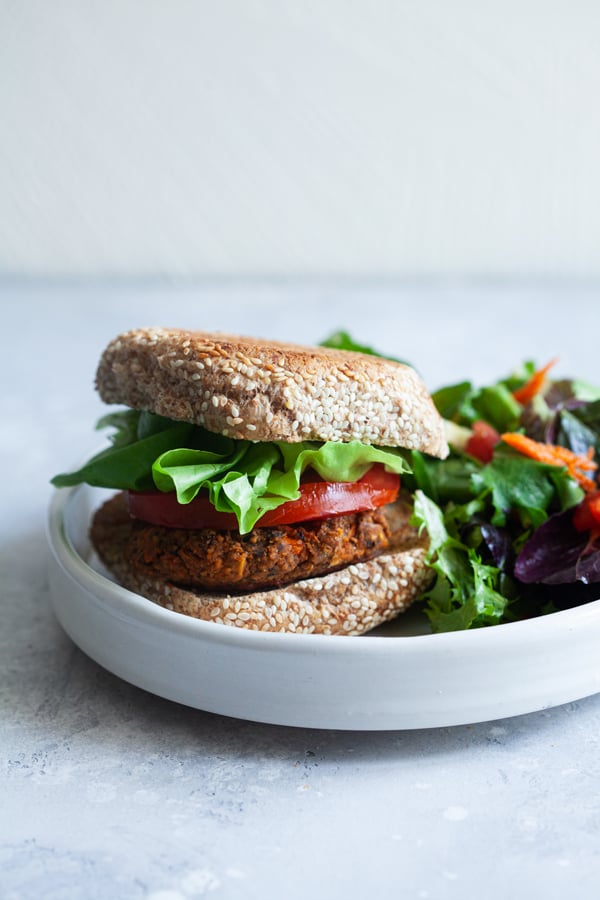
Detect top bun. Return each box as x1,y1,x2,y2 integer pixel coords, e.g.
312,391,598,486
96,328,448,457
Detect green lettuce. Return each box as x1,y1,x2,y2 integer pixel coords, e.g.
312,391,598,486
51,412,196,491
412,491,510,631
432,380,521,432
52,410,410,534
320,331,410,366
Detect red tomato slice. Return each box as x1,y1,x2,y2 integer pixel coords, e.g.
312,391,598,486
466,420,501,464
573,490,600,533
127,464,400,531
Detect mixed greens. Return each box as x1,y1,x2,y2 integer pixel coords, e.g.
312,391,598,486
408,362,600,630
318,333,600,631
51,411,409,534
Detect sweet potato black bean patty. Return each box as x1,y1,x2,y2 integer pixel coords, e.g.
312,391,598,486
123,508,391,592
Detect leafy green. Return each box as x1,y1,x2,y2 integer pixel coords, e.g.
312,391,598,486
412,492,510,630
96,409,142,447
51,414,195,491
430,381,473,422
557,401,600,457
472,456,582,528
404,450,480,504
471,385,521,432
52,409,410,534
320,331,410,366
432,380,521,431
568,379,600,402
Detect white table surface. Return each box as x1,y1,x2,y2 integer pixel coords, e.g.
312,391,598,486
3,280,600,899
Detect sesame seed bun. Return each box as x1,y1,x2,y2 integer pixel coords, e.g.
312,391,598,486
91,493,432,636
96,328,448,457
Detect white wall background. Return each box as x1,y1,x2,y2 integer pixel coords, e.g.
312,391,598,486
1,1,600,278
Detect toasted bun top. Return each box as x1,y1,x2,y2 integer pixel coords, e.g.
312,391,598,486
96,328,448,457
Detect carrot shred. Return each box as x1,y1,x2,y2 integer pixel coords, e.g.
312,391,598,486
512,358,558,405
501,432,598,492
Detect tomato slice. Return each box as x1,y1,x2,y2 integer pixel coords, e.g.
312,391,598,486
127,464,400,531
573,490,600,533
466,420,501,464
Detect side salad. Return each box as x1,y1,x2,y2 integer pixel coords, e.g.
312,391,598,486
322,332,600,632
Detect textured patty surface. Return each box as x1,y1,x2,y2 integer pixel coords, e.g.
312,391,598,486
123,506,391,592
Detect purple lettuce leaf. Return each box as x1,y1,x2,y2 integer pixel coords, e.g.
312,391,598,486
515,507,600,585
480,523,513,571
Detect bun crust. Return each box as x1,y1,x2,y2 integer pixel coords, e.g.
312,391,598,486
90,493,433,636
96,328,448,457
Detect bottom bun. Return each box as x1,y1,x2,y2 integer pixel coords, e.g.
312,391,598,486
90,493,432,636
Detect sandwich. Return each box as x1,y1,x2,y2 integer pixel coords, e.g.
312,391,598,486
52,328,449,635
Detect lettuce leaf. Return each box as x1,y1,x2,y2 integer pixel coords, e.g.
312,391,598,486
52,410,411,534
412,491,510,630
51,415,195,491
514,507,600,585
320,331,410,366
431,380,521,432
472,456,583,529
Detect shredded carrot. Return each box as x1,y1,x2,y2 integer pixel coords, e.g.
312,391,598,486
512,358,558,405
501,432,598,492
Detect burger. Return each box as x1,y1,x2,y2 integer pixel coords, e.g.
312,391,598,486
52,328,448,635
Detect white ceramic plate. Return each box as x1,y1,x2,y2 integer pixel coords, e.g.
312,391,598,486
47,484,600,730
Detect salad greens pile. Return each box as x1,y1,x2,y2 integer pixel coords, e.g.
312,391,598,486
51,410,409,534
322,334,600,631
406,360,600,630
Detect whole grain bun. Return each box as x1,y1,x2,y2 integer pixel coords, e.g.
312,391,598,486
96,328,448,457
91,493,432,636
